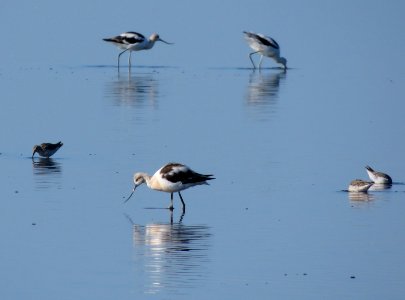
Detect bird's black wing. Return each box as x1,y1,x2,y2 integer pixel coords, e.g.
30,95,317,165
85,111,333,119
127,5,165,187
103,32,145,45
161,163,214,184
256,35,279,49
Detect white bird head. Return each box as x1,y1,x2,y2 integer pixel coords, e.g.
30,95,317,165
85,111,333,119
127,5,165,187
124,173,147,203
150,33,173,45
134,172,147,187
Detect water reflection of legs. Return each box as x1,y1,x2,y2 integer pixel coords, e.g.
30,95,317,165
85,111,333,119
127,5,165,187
105,71,159,108
125,209,185,226
170,209,185,225
129,213,211,295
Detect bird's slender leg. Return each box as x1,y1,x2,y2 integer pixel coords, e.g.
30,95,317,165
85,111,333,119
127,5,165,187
258,55,264,69
128,51,132,68
118,49,129,69
179,212,185,223
169,193,174,210
170,210,174,225
249,52,259,69
178,192,186,213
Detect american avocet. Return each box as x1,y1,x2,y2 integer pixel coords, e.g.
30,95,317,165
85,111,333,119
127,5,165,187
103,32,173,68
32,141,63,158
365,165,392,184
243,31,287,69
124,163,215,212
348,179,373,192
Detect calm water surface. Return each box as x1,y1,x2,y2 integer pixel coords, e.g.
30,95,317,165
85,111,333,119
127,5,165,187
0,65,404,300
1,1,405,299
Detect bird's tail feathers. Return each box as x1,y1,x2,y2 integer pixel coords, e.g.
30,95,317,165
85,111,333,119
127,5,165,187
365,165,374,172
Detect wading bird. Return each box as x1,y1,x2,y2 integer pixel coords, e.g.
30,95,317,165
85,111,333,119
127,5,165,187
365,165,392,184
243,31,287,69
32,141,63,158
124,162,215,212
103,31,173,68
348,179,373,192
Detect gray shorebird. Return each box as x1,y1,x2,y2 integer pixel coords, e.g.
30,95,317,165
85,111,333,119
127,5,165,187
365,165,392,184
103,31,173,68
348,179,373,192
32,141,63,158
124,162,215,212
243,31,287,69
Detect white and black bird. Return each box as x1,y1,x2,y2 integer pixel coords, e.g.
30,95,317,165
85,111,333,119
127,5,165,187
124,163,215,212
365,165,392,184
243,31,287,69
103,31,173,68
348,179,373,193
32,141,63,158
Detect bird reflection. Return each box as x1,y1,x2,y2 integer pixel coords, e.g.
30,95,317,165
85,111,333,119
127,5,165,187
245,70,286,118
348,192,375,202
369,183,392,191
105,71,158,108
32,157,62,190
127,212,211,295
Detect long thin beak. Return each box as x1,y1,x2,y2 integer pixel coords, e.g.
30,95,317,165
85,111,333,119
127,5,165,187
158,38,174,45
123,186,136,203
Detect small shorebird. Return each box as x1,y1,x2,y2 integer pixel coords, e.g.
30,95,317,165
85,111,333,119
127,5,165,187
348,179,373,192
243,31,287,69
124,162,215,212
103,31,173,68
365,165,392,184
32,141,63,158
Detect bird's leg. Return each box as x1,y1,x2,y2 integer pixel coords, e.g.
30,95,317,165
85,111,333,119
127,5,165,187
169,193,174,210
249,52,259,69
170,210,174,225
128,51,132,67
118,49,129,69
178,192,186,213
179,211,185,223
258,55,264,69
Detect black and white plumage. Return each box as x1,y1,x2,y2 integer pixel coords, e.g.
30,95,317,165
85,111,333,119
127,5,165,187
124,163,215,212
103,31,173,68
243,31,287,69
365,165,392,184
32,141,63,158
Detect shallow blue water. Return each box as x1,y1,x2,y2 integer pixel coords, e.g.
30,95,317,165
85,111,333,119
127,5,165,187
1,1,405,299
